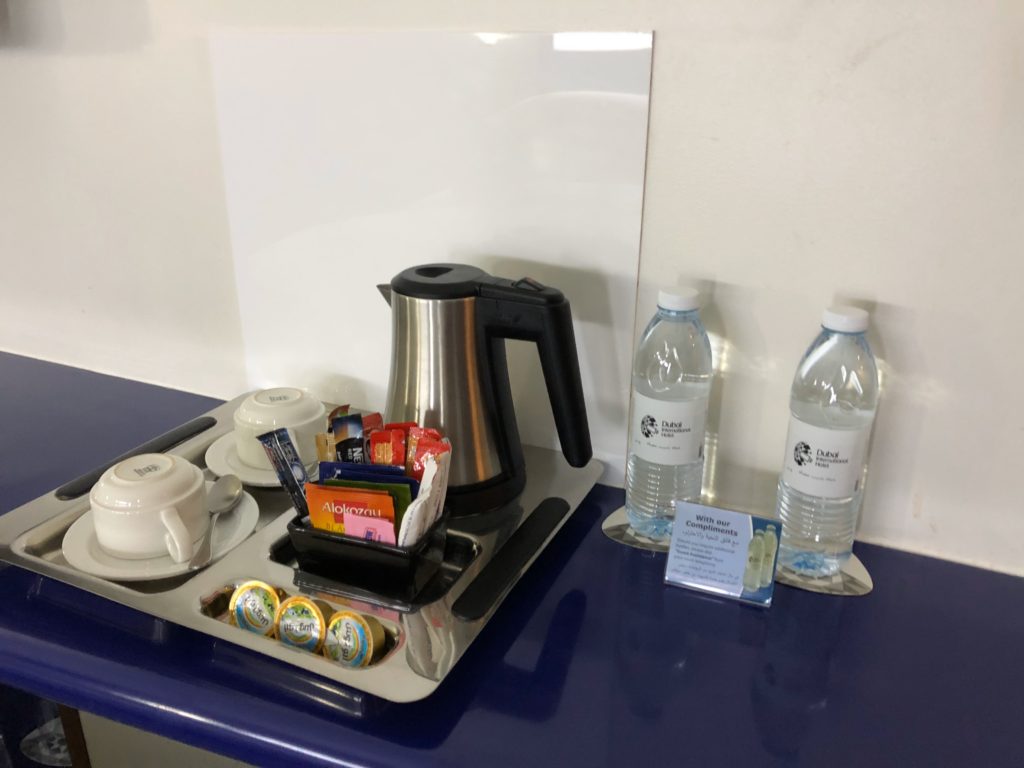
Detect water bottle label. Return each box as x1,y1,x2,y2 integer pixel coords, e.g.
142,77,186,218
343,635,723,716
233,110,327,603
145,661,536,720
782,417,870,498
630,391,707,465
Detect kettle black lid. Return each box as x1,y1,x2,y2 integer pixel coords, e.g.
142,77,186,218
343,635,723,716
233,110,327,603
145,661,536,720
391,264,489,300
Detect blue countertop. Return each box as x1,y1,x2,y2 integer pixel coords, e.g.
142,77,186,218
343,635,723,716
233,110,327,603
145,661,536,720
1,351,1022,767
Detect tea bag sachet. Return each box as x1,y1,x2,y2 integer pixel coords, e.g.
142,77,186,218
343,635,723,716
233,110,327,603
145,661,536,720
397,448,451,548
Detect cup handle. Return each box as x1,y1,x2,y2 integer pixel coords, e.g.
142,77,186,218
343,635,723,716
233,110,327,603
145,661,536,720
160,507,193,563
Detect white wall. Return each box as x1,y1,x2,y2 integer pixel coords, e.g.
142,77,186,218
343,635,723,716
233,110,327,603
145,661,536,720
635,0,1024,575
2,0,1022,576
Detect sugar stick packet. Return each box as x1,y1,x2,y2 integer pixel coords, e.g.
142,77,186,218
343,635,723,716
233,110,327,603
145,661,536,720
257,428,309,516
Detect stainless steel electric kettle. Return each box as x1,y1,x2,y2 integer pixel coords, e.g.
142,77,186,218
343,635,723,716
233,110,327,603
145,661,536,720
379,263,592,514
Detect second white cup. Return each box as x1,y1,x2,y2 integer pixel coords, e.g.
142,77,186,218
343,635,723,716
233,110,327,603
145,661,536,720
233,388,326,471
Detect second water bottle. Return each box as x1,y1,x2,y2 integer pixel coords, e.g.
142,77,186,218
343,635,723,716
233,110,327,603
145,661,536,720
775,306,879,576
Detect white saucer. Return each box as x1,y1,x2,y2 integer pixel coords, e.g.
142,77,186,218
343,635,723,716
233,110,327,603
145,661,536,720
61,483,259,581
204,431,318,488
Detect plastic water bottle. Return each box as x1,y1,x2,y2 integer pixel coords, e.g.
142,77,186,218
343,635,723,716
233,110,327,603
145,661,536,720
775,306,879,577
625,289,712,539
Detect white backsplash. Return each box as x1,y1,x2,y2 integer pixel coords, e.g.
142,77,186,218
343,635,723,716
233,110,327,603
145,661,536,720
207,31,651,480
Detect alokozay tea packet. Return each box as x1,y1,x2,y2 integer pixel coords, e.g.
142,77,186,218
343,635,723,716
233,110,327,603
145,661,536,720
306,483,395,539
322,478,412,527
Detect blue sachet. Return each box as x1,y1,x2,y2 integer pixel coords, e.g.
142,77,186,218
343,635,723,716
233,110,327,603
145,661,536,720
317,461,420,497
318,460,405,478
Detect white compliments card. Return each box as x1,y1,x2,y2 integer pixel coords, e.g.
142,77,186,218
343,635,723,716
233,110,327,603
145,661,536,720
664,501,780,607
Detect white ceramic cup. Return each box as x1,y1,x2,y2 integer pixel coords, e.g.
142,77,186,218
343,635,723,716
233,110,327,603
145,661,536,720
233,387,327,470
89,453,208,562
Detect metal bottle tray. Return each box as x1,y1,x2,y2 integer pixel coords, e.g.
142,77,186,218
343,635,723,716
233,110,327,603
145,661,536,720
0,394,601,703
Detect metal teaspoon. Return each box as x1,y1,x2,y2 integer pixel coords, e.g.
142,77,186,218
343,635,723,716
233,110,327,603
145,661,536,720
188,474,244,571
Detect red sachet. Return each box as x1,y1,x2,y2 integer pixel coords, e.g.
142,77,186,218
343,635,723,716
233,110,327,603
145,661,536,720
409,437,451,483
405,426,443,472
370,429,406,467
362,412,384,431
383,421,416,442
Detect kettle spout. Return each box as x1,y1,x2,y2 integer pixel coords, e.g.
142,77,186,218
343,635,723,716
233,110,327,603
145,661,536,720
377,284,392,306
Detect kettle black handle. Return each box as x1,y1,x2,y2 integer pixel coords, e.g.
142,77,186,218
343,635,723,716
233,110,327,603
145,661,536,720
476,277,593,468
